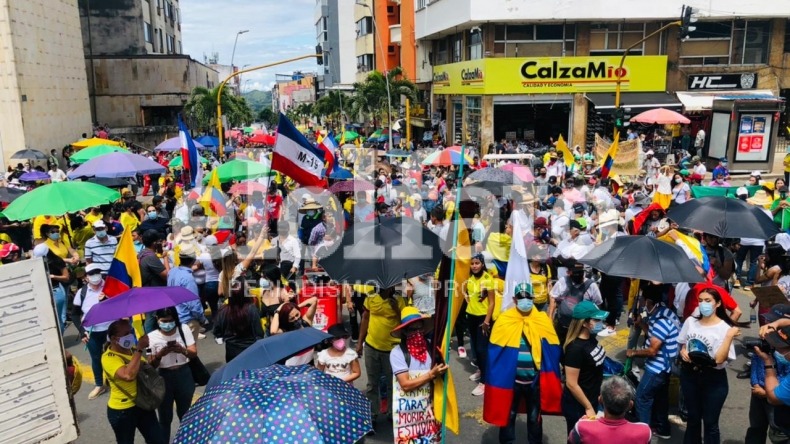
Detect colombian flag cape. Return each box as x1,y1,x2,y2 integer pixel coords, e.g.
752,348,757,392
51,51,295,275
483,307,562,426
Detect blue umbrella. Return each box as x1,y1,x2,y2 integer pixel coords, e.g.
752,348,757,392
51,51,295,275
67,152,167,179
206,328,331,389
19,171,50,182
328,167,353,180
195,135,220,147
154,136,205,152
175,365,372,444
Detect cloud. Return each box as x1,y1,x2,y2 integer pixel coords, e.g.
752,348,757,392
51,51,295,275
181,0,319,91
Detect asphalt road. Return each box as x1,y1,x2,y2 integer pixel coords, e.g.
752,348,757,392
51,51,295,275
68,288,759,444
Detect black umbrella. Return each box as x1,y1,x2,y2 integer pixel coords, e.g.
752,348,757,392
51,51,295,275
467,167,515,184
320,217,443,289
10,149,47,160
578,235,705,283
667,196,779,239
0,187,25,203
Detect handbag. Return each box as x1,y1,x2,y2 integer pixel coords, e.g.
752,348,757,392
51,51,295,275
103,353,165,411
177,325,211,386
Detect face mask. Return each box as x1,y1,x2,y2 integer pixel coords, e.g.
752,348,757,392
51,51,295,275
158,321,176,332
571,272,585,284
589,321,604,335
516,298,534,312
306,210,316,217
716,179,723,183
674,179,681,184
95,230,107,238
259,278,271,289
699,301,715,317
87,274,102,285
48,232,60,241
117,333,136,349
147,211,158,220
332,338,346,351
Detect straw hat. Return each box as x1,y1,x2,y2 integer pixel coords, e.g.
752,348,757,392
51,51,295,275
178,226,195,242
748,190,773,207
391,306,433,338
597,209,620,229
298,197,323,213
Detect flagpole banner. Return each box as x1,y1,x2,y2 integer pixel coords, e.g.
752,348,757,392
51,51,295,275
178,114,200,187
272,113,327,187
594,134,639,176
103,229,142,297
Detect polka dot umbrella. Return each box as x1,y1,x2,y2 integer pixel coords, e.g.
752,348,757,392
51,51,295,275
174,365,372,444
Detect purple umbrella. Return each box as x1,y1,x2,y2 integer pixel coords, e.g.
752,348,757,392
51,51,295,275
154,136,205,152
328,179,376,194
82,287,199,327
67,151,166,179
19,171,50,182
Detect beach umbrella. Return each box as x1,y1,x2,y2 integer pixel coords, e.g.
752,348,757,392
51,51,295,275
367,129,383,141
249,134,276,145
468,167,515,184
667,196,779,239
19,171,50,182
3,181,120,220
335,130,359,142
67,152,166,179
195,135,220,147
11,149,47,160
71,137,123,149
243,126,254,134
499,163,535,183
630,108,690,125
328,167,353,180
203,159,274,184
154,136,205,152
167,155,209,169
82,287,199,327
69,145,127,164
421,149,471,166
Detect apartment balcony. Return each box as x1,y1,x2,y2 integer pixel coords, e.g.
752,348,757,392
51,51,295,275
389,24,401,45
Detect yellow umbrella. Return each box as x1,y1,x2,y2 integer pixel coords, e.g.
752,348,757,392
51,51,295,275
71,137,123,149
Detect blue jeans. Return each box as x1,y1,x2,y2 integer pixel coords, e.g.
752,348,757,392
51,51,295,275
681,366,728,444
636,369,671,435
157,365,195,442
499,380,542,444
736,245,763,286
52,283,67,334
107,406,166,444
87,330,108,387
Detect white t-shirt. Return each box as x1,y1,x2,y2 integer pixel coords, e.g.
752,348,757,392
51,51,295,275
390,345,433,376
693,164,707,177
197,251,220,282
74,283,112,332
316,347,358,380
148,326,195,369
677,317,736,369
672,183,691,204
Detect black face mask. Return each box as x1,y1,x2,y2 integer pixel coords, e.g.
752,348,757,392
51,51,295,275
570,272,585,284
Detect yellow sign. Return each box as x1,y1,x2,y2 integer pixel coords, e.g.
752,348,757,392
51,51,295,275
433,56,667,95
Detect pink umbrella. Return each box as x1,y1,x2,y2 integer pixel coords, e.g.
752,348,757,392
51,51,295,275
630,108,690,125
563,188,586,203
229,181,268,196
499,163,534,183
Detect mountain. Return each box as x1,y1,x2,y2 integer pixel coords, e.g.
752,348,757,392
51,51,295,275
242,90,273,114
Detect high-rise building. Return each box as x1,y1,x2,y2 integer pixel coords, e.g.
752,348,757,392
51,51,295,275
315,0,357,92
0,0,92,168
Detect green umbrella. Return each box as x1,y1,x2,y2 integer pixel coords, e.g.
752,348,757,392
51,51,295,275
69,145,127,164
168,155,210,169
203,159,275,184
335,130,360,142
367,129,383,140
243,127,254,134
3,181,120,221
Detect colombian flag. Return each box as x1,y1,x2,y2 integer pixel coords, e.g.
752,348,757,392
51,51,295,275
599,138,619,180
201,169,228,217
103,229,142,297
484,307,562,426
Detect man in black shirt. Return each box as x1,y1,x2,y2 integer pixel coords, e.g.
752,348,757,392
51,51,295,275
138,229,169,332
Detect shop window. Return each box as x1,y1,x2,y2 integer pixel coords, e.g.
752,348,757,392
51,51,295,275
466,96,482,146
590,23,646,55
467,31,482,60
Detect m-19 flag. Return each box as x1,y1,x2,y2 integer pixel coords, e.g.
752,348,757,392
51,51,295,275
178,114,200,187
318,131,337,174
272,113,327,188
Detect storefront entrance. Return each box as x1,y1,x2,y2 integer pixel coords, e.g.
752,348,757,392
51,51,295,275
493,102,571,144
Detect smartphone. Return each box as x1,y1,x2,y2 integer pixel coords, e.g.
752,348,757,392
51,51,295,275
166,340,177,347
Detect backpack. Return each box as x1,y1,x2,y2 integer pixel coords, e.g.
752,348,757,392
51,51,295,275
557,277,593,328
104,353,165,411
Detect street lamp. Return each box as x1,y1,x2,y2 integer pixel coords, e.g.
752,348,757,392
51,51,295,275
230,30,249,72
355,1,394,149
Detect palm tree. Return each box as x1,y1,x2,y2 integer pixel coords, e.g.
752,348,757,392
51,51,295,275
183,86,254,132
313,90,346,129
349,67,416,129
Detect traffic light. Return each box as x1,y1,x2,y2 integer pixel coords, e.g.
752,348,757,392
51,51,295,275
315,45,324,65
680,5,698,39
614,107,625,131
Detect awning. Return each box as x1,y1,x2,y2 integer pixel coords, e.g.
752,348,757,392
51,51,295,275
585,92,682,113
676,89,776,112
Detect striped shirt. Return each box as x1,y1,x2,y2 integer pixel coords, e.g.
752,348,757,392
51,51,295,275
84,235,118,272
644,304,680,375
516,335,537,384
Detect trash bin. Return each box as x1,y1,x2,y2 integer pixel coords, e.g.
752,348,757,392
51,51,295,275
299,274,340,333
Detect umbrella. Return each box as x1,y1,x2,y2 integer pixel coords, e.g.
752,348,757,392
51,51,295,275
195,135,220,147
242,126,254,134
320,217,443,289
203,159,274,184
468,167,515,184
249,134,276,145
11,149,47,160
328,178,375,194
630,108,690,125
154,136,205,152
228,181,268,196
177,365,371,444
82,287,200,327
335,130,359,142
19,171,50,182
3,181,119,220
421,149,471,166
0,187,25,203
67,152,167,179
499,163,535,183
579,235,705,283
71,137,123,149
385,149,411,158
667,196,779,239
69,145,127,163
466,180,514,196
328,167,353,180
167,154,209,169
206,328,332,389
367,129,383,141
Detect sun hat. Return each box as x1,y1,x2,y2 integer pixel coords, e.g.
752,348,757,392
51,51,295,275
391,306,433,338
298,197,323,213
179,243,197,258
748,190,773,206
178,226,195,242
597,209,620,229
572,300,608,320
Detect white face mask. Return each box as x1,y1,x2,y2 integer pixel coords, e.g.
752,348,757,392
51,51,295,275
117,333,136,349
87,274,102,285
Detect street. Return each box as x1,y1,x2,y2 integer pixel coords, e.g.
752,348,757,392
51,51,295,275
68,288,757,444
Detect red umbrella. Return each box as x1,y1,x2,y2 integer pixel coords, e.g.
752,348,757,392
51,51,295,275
249,134,276,145
229,181,269,195
329,179,376,194
630,108,690,125
499,163,534,183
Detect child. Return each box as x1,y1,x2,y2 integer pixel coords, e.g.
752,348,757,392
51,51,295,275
316,324,360,383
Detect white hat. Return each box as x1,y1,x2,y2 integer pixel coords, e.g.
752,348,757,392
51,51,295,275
736,186,748,197
597,209,620,229
179,226,195,242
32,243,49,258
203,235,218,246
92,220,106,229
179,243,197,257
646,150,655,156
85,263,103,274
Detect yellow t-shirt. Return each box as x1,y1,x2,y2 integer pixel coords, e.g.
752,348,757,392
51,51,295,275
119,212,140,232
363,294,406,352
33,215,72,246
45,239,71,259
466,271,494,316
784,153,790,173
343,198,355,215
85,212,103,227
530,270,550,304
444,200,456,221
101,349,144,410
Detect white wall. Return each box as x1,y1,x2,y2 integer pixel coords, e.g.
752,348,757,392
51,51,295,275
336,0,357,85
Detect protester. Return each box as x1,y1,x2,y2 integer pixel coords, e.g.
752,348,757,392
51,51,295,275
84,220,118,273
73,263,112,400
212,279,265,362
549,263,603,344
465,252,495,396
316,324,361,383
568,376,652,443
33,243,70,333
167,243,209,338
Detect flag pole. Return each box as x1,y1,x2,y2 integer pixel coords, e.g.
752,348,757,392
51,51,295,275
440,145,466,443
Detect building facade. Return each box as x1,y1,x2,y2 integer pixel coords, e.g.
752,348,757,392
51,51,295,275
315,0,357,93
272,74,317,114
0,0,93,169
354,0,376,83
415,0,790,154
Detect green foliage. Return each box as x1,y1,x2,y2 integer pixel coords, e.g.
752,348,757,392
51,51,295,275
183,86,254,132
242,90,273,114
257,108,277,127
348,67,416,127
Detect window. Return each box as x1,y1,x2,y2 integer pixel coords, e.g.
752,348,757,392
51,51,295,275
166,34,173,53
158,28,164,53
144,22,153,43
494,24,574,57
467,30,482,60
732,21,770,64
680,20,769,66
177,40,182,54
466,96,482,146
435,39,448,65
451,33,463,63
590,23,646,55
417,0,426,9
356,17,373,36
357,54,374,72
388,45,396,54
164,1,169,18
785,19,790,53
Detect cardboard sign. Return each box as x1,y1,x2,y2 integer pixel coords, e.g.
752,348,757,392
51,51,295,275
392,372,442,444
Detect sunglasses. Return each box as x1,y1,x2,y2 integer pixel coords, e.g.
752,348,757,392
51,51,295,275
515,292,534,300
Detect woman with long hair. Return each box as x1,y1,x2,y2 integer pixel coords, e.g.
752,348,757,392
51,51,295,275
561,301,608,434
270,297,318,335
678,287,739,444
464,253,495,397
752,243,786,324
257,265,295,332
212,279,265,362
217,226,268,298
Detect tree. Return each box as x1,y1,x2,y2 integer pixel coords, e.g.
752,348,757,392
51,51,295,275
349,67,416,129
258,107,277,127
312,90,347,130
183,86,254,132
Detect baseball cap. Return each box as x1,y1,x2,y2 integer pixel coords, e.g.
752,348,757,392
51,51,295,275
92,220,106,229
687,338,716,367
572,301,608,320
761,304,790,323
85,263,103,274
572,203,585,214
0,243,20,258
766,326,790,350
534,217,548,228
646,150,655,156
569,219,584,231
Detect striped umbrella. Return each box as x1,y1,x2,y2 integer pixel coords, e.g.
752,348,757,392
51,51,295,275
421,149,471,166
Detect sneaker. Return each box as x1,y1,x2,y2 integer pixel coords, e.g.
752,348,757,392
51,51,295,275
470,360,478,368
597,327,616,337
198,333,207,340
88,385,107,400
457,347,467,359
743,286,752,292
214,336,224,345
199,326,208,334
652,429,671,439
471,383,485,396
733,279,741,289
469,370,481,382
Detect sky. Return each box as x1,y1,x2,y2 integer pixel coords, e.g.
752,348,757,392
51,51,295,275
181,0,319,92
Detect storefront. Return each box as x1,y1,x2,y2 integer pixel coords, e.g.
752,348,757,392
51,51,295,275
432,55,668,151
